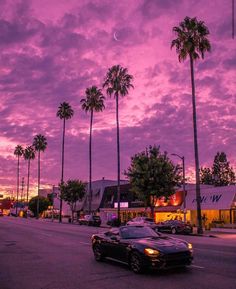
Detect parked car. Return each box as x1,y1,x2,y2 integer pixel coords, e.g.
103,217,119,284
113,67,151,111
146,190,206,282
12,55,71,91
78,215,101,227
127,217,156,227
155,220,193,234
91,225,193,273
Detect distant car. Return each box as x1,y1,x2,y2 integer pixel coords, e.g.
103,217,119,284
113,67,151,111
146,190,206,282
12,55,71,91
155,220,193,235
127,217,156,227
91,225,193,273
78,215,101,227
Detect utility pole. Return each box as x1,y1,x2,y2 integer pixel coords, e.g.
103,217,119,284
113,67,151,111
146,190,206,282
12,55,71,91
51,185,55,222
171,154,187,223
21,177,24,202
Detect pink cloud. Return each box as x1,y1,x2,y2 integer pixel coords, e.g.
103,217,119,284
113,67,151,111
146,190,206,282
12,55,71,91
0,0,235,198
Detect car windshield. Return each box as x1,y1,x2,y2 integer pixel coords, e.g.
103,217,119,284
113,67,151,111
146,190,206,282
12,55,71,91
120,226,159,239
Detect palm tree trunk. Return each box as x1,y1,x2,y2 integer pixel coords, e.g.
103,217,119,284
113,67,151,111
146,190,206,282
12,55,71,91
190,55,203,234
26,159,30,204
88,110,93,214
59,118,66,223
37,151,40,219
116,92,121,223
16,156,20,216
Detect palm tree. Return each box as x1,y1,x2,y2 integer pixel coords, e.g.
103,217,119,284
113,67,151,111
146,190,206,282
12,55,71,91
81,86,105,213
14,145,24,216
171,16,211,234
24,146,35,204
33,134,47,219
57,102,74,222
103,65,133,223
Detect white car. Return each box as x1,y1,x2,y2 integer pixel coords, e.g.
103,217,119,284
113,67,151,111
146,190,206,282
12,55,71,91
126,217,156,226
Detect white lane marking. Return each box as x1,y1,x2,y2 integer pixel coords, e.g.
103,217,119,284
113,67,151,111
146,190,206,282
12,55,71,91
194,247,236,256
40,233,52,237
191,265,205,269
78,241,90,245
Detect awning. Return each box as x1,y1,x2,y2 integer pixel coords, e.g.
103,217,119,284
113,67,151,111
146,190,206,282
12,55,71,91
185,186,236,210
155,205,181,212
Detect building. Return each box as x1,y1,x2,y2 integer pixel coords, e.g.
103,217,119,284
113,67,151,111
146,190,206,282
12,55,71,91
52,179,129,218
99,183,236,226
184,184,236,226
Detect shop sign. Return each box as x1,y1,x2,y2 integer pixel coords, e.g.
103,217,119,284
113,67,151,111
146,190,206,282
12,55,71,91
155,191,184,207
186,188,236,210
114,202,129,208
192,194,222,204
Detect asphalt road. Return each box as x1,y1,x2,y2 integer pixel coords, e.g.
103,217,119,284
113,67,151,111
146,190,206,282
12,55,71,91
0,217,236,289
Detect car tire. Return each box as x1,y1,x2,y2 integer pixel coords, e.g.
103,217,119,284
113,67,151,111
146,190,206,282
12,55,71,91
129,252,144,274
171,227,177,234
93,243,104,262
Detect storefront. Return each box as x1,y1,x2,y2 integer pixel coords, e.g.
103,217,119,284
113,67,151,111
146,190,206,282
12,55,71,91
99,183,236,226
184,185,236,227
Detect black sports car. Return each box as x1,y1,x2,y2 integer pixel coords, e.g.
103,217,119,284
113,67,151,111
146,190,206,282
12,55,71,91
91,225,193,273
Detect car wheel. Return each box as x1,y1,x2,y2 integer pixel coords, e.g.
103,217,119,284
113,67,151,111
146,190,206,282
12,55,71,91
129,252,144,274
93,243,104,262
171,227,177,234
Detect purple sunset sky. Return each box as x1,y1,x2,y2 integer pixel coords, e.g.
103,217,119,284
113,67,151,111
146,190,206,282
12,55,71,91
0,0,235,197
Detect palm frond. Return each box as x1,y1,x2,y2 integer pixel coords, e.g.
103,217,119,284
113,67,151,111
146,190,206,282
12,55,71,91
171,16,211,61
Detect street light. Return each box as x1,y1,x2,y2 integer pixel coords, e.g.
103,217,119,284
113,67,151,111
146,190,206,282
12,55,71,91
171,153,187,222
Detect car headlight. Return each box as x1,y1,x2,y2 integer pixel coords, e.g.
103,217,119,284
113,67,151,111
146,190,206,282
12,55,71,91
144,248,160,256
188,243,193,250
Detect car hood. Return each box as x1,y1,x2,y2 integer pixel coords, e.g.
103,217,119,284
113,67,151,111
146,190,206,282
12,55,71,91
132,236,189,253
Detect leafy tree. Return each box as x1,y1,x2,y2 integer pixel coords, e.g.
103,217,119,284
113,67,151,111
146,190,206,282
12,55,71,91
171,16,211,234
24,146,35,203
103,65,133,222
212,152,235,186
33,134,47,218
200,167,213,185
81,86,105,214
200,152,235,186
57,102,74,223
125,146,181,218
29,196,50,217
60,179,86,222
14,145,24,216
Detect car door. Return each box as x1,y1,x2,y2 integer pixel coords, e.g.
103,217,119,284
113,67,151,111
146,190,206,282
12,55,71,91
103,229,127,262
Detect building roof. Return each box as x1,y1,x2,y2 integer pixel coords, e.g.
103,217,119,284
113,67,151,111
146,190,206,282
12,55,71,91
184,185,236,210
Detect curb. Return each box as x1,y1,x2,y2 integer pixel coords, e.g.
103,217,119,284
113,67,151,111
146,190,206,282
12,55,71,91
189,233,218,238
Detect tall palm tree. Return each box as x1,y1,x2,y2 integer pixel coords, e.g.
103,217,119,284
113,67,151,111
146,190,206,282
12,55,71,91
14,145,24,216
24,146,35,204
81,86,105,213
57,102,74,222
33,134,47,219
103,65,133,223
171,16,211,234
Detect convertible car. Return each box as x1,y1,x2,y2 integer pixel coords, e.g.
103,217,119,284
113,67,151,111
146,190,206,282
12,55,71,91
91,225,193,273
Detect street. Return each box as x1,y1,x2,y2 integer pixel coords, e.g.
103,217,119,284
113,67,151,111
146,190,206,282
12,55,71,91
0,217,236,289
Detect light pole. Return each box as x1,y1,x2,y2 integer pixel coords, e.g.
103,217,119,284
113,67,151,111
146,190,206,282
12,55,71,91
51,185,55,222
171,153,186,222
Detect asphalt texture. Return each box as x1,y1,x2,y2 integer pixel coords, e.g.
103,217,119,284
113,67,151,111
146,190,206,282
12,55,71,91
0,217,236,289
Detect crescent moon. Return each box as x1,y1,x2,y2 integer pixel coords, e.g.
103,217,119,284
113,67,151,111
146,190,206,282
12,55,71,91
113,32,119,41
